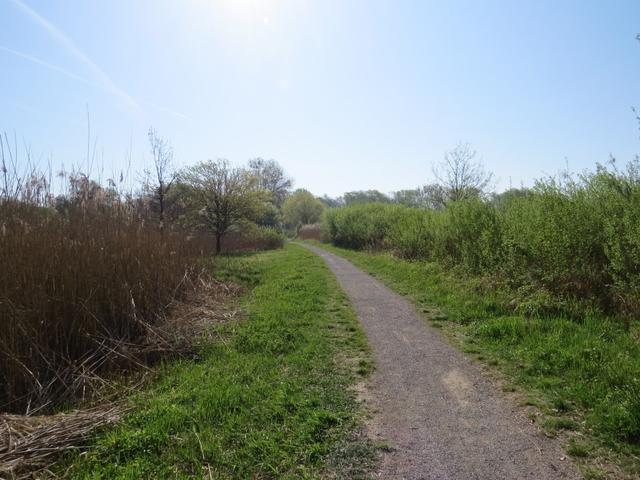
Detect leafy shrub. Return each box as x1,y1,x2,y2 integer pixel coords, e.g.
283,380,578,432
433,198,503,272
386,208,436,260
588,163,640,319
500,177,609,313
323,204,401,250
322,160,640,321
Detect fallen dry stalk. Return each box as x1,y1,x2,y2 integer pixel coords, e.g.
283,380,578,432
0,403,127,479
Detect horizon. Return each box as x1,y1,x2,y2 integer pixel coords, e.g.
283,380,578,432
2,0,639,197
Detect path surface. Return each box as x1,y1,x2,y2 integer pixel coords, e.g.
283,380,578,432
300,244,580,480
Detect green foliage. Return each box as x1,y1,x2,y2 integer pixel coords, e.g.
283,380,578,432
343,190,391,205
282,189,325,228
392,184,447,209
588,162,640,318
323,203,402,250
323,160,640,320
254,225,286,249
386,207,436,259
500,177,609,315
433,198,502,272
248,158,292,209
179,159,268,252
64,246,375,479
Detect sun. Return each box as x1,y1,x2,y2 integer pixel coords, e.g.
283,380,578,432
192,0,281,26
184,0,302,65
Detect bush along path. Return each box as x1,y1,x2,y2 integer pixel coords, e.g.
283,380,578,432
300,242,580,480
61,245,376,479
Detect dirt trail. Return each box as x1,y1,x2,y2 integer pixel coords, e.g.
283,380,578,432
300,244,580,480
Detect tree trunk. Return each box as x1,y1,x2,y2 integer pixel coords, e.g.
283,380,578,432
216,233,222,255
158,191,165,234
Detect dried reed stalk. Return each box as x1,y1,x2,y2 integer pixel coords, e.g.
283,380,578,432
0,403,127,479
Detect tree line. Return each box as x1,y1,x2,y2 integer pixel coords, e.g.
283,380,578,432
320,142,495,209
140,136,500,246
125,128,332,252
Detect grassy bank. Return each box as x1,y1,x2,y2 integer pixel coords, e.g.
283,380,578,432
63,245,375,479
306,241,640,479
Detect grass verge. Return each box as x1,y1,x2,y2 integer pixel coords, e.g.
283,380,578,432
304,241,640,479
61,244,376,479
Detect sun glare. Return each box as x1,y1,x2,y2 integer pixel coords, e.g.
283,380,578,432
190,0,282,28
220,0,277,19
184,0,302,68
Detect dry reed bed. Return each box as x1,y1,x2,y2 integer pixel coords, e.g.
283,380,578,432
0,196,218,414
297,223,323,241
0,404,127,479
0,275,243,479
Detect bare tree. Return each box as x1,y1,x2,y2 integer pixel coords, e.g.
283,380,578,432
1,134,9,200
393,184,448,209
633,35,639,140
147,127,176,232
433,142,493,202
421,183,449,209
248,158,292,208
180,159,265,254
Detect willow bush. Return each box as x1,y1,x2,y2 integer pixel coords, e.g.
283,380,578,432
323,161,640,321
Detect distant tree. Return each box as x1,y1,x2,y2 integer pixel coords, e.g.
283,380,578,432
392,189,422,207
180,159,265,254
248,158,292,209
319,194,344,208
392,185,448,209
55,173,119,212
633,34,639,150
146,127,176,232
343,190,391,205
490,187,532,209
160,181,193,225
282,189,325,227
420,184,449,209
433,142,493,202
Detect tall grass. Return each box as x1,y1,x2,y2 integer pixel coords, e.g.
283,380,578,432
0,169,215,413
323,160,640,321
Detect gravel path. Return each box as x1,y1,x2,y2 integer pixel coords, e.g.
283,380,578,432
300,244,580,480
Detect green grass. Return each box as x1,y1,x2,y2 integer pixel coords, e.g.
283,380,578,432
62,244,376,479
305,241,640,477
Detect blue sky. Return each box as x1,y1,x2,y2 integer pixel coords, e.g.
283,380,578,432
1,0,639,196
